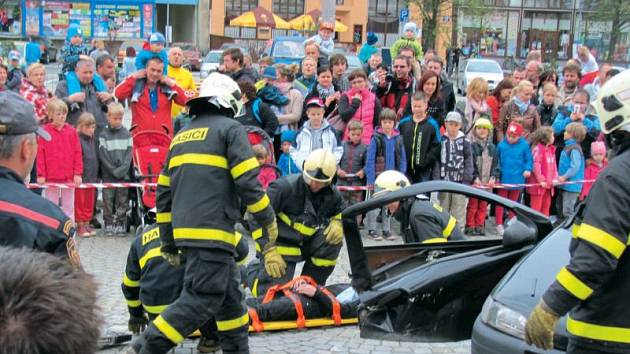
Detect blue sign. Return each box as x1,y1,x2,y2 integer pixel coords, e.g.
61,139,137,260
400,8,409,22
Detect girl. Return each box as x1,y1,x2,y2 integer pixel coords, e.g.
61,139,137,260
526,127,558,216
537,83,558,127
404,71,445,124
464,77,490,133
497,80,541,141
580,141,608,200
75,113,99,237
338,69,381,145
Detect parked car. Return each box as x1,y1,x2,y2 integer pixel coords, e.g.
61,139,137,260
34,36,57,64
267,36,305,65
345,54,363,75
200,50,223,79
218,43,250,56
457,58,504,94
172,42,201,71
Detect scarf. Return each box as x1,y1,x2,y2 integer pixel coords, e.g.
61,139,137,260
317,84,336,99
274,81,292,96
513,96,529,115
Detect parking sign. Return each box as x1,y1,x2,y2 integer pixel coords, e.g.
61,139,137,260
400,8,409,22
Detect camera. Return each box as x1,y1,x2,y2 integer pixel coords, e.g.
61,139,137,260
385,73,394,82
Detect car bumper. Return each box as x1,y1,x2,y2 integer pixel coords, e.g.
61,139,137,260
472,317,565,354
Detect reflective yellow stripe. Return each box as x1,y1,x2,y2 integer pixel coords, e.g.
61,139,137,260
277,246,302,256
123,274,140,287
139,247,162,269
572,224,581,238
278,212,317,236
576,223,626,259
443,216,457,238
422,238,448,244
126,299,141,307
247,194,270,214
173,228,237,246
217,313,250,331
235,231,242,245
157,174,170,187
255,241,261,252
156,212,172,223
154,315,185,344
231,157,259,179
237,257,248,266
567,316,630,344
143,304,169,314
252,278,259,297
332,213,342,220
252,228,263,240
310,257,337,267
556,267,593,300
169,153,228,170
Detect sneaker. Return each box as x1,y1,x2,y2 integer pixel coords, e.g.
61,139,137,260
86,224,97,237
90,217,102,229
496,225,504,237
474,226,484,236
115,222,127,237
464,226,474,235
367,230,383,241
196,336,220,353
77,223,91,238
104,223,115,237
382,231,397,241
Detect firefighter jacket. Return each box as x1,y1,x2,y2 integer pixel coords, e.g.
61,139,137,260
396,198,466,244
156,110,275,254
542,140,630,353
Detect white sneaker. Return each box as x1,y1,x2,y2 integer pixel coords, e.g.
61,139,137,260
496,225,504,237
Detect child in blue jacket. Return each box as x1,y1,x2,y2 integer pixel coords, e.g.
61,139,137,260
61,24,107,96
495,122,533,236
557,122,586,221
551,89,600,158
132,32,172,102
277,130,300,176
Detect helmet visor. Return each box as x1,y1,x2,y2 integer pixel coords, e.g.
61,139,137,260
305,167,333,183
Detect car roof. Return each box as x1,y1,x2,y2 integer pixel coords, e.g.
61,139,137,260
273,36,305,42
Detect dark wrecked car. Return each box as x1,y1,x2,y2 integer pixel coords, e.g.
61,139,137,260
342,180,570,351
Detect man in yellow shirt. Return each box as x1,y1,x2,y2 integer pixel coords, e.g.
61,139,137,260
167,47,197,118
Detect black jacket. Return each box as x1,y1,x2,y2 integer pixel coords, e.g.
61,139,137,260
301,84,340,126
398,117,441,182
79,133,99,182
396,198,466,243
237,98,279,138
403,95,446,125
537,103,557,127
230,68,257,84
542,141,630,353
440,79,456,113
6,67,25,92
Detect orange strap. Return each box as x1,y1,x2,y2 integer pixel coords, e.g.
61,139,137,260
262,275,318,304
319,286,342,326
248,307,264,332
282,288,306,328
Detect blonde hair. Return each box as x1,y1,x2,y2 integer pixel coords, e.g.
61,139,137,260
47,98,68,116
276,63,300,81
302,56,316,66
515,80,534,94
252,144,268,160
542,83,557,96
466,78,489,99
107,102,125,116
565,122,587,143
77,112,96,128
26,63,45,77
94,40,105,50
347,120,363,132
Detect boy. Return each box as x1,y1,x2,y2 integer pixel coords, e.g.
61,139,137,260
366,108,407,240
252,144,279,189
305,22,335,57
132,32,171,102
433,112,474,231
557,122,586,221
293,97,342,168
338,120,367,206
329,54,350,92
278,130,300,176
98,103,133,236
399,92,441,183
390,22,424,60
60,24,107,98
6,50,25,92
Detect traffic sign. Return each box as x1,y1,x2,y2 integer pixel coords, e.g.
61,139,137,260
400,8,409,22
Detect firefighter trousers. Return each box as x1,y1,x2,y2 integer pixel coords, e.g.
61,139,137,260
567,340,623,354
133,248,249,354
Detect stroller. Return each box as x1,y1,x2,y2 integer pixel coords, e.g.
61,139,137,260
244,125,276,164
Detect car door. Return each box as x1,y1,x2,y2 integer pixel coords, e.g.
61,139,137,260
342,181,553,342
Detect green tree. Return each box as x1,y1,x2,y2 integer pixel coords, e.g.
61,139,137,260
582,0,630,60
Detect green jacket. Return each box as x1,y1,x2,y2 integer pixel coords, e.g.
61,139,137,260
390,38,423,60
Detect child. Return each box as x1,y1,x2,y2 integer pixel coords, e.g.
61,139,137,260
399,91,441,183
433,112,474,231
338,120,367,206
305,22,335,57
557,122,586,220
537,83,558,126
60,24,107,97
466,118,500,235
132,32,171,102
580,141,607,200
495,122,533,236
552,89,601,158
173,105,192,135
277,130,300,176
293,97,342,168
98,103,132,236
390,22,423,60
36,98,83,221
526,126,558,217
257,66,290,110
75,113,99,237
252,144,279,189
366,108,407,241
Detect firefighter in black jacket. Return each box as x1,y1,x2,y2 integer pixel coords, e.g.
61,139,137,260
128,73,280,354
0,91,79,266
247,149,346,297
525,70,630,354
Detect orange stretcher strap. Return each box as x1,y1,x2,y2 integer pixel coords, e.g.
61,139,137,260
248,307,264,332
282,288,306,328
319,286,342,326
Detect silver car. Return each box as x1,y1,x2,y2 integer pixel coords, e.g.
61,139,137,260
200,50,223,79
457,59,505,93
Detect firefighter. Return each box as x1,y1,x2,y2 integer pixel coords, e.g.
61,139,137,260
0,91,80,266
127,73,279,354
247,149,346,297
525,70,630,354
373,170,465,243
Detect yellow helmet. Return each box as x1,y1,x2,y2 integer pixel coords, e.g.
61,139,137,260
594,69,630,134
373,170,410,198
474,117,493,130
302,149,337,184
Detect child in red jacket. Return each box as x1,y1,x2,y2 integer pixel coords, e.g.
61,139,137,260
526,126,558,216
580,141,608,200
252,144,279,189
37,98,83,221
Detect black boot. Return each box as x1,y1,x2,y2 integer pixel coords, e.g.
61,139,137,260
197,336,221,353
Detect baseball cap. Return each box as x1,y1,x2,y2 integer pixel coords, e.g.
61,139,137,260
8,50,20,61
507,122,524,137
305,97,325,109
444,111,462,124
149,32,166,45
0,91,51,141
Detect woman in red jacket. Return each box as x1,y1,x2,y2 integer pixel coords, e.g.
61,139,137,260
486,79,514,127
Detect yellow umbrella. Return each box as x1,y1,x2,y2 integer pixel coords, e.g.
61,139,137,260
229,6,291,30
289,9,348,32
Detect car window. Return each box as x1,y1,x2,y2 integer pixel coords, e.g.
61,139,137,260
273,41,304,58
467,61,502,74
347,55,362,68
180,45,194,51
205,52,221,62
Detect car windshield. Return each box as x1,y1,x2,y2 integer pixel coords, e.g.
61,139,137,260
273,41,304,58
467,61,502,74
205,52,221,62
347,55,362,68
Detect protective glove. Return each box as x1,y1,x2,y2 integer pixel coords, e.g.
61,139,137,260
263,246,287,278
265,219,279,245
160,243,181,267
525,300,560,350
324,218,344,245
128,313,149,335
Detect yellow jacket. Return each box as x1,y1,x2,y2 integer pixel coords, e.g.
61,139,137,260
167,65,196,118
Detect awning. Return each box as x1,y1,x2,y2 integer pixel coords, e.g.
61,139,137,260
229,6,291,30
289,9,348,32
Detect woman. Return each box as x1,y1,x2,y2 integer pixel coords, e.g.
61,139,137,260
121,46,137,80
20,63,50,123
338,69,381,144
295,56,317,95
275,64,304,131
236,80,278,138
403,71,445,124
303,66,340,124
486,79,515,126
0,64,7,91
464,77,491,133
89,39,109,61
497,80,541,141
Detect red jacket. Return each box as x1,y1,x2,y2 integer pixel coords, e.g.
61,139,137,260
257,164,278,190
37,123,83,182
114,76,187,137
527,143,558,196
486,96,501,125
580,158,608,200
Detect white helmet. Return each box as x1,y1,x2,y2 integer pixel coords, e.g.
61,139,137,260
594,69,630,134
188,73,243,116
302,149,337,184
373,170,410,198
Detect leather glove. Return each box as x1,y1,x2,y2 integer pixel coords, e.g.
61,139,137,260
263,246,287,278
128,313,148,335
265,219,279,245
324,218,344,245
525,300,560,350
160,243,181,267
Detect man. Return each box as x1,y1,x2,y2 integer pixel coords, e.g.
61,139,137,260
221,48,257,84
512,65,527,85
0,247,99,354
114,57,187,136
584,62,612,102
329,53,350,92
247,149,345,297
24,36,41,68
559,62,582,105
0,91,79,264
128,73,279,354
55,57,113,130
95,54,116,93
363,53,382,76
526,60,542,105
525,70,630,354
304,40,329,69
167,46,196,118
427,56,456,113
399,46,422,80
6,50,25,92
376,55,416,120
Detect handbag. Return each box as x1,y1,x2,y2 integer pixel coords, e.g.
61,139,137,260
326,107,347,132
